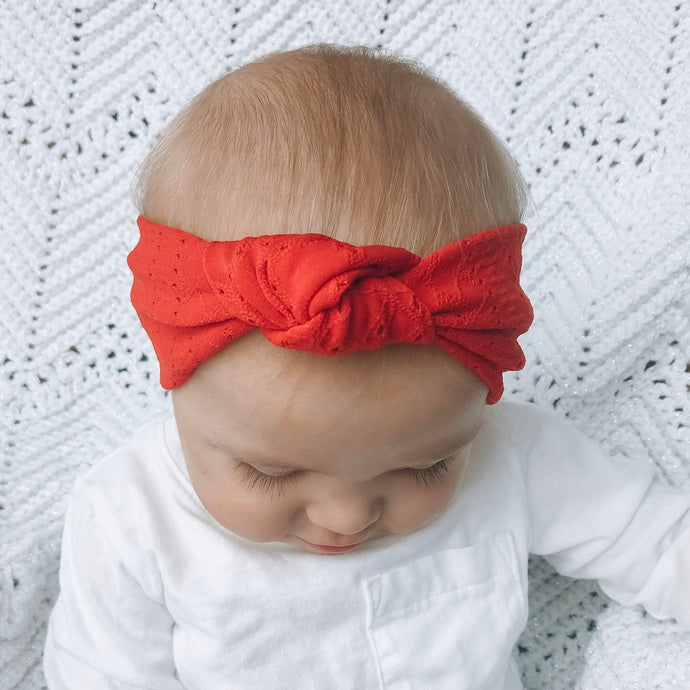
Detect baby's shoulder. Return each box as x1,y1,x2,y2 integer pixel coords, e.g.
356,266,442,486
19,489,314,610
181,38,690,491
80,414,168,483
478,398,596,467
68,415,174,533
483,398,560,442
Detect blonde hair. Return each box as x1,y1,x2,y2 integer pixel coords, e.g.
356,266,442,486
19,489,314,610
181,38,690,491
133,43,527,256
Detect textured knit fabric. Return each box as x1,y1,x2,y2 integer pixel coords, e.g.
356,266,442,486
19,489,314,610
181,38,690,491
128,218,533,403
43,401,690,689
2,2,689,689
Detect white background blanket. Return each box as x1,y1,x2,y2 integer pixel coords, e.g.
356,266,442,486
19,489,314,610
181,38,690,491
1,1,688,687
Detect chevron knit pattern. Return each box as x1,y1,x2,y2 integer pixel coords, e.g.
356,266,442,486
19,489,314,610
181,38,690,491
1,1,688,688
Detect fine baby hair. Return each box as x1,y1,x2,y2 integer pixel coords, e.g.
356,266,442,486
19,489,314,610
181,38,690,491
132,43,527,251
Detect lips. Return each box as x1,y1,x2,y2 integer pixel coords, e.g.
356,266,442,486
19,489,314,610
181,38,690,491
297,538,361,554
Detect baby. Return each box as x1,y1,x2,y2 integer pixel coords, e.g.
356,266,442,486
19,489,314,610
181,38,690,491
44,44,690,689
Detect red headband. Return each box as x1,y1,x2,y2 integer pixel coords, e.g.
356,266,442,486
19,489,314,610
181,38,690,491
128,216,533,403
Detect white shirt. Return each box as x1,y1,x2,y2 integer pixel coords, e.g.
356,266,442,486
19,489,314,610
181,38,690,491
43,400,690,689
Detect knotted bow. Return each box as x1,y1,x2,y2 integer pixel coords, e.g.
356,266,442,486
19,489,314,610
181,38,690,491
128,216,533,403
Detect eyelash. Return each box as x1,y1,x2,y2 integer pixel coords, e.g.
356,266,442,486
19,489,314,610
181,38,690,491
237,463,301,498
408,458,451,487
236,458,452,497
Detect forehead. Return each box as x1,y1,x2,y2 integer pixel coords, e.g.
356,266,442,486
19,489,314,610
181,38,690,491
174,331,486,466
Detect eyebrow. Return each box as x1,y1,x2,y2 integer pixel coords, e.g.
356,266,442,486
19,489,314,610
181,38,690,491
212,412,482,474
210,443,300,472
241,459,301,473
223,429,480,474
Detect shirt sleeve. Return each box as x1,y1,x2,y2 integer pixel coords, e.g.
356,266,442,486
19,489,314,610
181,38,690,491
516,402,690,628
43,474,185,690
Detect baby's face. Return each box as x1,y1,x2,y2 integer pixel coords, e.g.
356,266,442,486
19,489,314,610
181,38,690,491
172,332,487,554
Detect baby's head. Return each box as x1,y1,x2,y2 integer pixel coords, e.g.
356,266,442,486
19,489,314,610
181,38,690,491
129,44,531,553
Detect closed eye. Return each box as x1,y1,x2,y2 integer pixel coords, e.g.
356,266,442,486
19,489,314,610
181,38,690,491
237,462,299,498
402,458,451,487
236,456,454,497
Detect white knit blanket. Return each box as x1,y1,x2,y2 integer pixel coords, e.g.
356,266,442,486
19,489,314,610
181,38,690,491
1,1,689,688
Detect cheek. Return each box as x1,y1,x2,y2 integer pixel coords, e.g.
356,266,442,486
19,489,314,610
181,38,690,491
188,465,298,543
385,471,465,534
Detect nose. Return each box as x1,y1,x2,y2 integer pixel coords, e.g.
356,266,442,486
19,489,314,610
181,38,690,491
306,483,382,536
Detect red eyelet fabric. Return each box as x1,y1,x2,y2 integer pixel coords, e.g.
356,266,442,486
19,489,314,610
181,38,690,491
128,216,533,403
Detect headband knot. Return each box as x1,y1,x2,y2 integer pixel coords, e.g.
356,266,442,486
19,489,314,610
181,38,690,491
202,234,433,354
128,217,533,403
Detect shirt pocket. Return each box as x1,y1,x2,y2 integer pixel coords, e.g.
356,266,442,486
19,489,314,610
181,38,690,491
364,532,525,690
